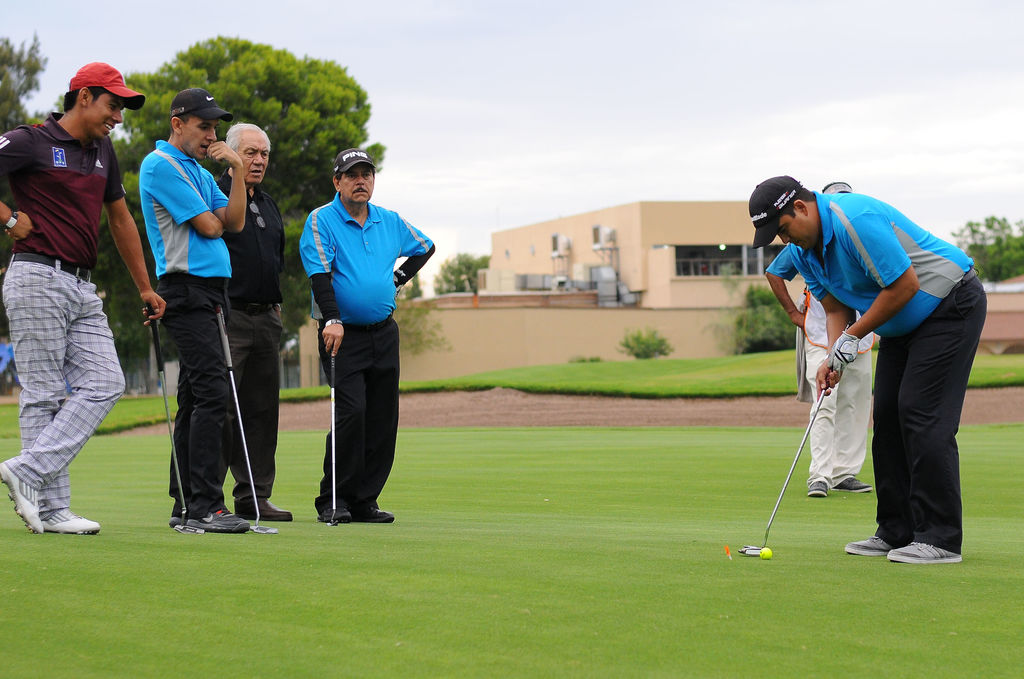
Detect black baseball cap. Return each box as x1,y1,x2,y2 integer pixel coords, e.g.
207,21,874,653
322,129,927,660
170,88,233,121
749,175,804,248
333,148,376,175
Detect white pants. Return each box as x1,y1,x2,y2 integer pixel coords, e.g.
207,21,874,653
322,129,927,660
804,341,871,488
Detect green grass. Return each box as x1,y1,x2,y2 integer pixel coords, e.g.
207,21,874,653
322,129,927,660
3,352,1023,438
403,351,1024,396
1,426,1021,677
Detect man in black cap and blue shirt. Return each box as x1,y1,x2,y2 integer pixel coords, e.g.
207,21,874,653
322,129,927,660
749,176,986,563
299,148,435,524
139,88,250,533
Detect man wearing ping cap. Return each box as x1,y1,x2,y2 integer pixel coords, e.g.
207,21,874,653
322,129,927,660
299,148,434,524
749,176,985,564
139,88,249,533
0,63,165,535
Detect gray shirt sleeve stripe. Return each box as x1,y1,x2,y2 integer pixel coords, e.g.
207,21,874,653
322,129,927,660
309,205,332,273
402,218,429,251
829,201,886,288
152,149,205,200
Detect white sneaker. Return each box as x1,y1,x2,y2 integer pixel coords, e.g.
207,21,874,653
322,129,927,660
0,461,43,534
887,542,962,564
42,509,101,535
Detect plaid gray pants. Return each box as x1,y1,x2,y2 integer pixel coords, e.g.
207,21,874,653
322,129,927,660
1,260,125,517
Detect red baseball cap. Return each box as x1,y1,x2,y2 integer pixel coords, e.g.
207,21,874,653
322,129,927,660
69,62,146,110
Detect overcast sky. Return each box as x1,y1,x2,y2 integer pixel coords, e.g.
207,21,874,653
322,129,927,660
7,1,1024,289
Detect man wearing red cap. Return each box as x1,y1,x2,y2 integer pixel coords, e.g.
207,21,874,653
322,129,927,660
0,63,165,535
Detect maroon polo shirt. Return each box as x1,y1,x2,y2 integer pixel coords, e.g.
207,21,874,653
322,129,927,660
0,113,125,269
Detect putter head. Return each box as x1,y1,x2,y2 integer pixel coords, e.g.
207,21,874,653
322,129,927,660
251,525,279,534
738,545,762,557
174,524,205,535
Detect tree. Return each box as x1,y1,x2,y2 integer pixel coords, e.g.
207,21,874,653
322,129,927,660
394,300,449,356
0,34,47,131
434,253,490,294
101,37,383,360
0,34,47,339
953,216,1024,282
732,285,793,354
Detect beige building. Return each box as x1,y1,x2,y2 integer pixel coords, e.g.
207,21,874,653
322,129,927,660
485,201,782,308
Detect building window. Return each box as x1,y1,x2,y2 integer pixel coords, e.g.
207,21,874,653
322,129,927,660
673,244,786,276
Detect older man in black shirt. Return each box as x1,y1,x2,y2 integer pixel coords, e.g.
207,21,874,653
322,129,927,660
216,122,291,521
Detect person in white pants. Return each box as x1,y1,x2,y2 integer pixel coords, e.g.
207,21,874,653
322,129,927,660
764,181,874,497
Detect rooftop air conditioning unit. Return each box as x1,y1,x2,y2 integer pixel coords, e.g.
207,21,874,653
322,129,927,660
591,225,616,249
550,233,572,258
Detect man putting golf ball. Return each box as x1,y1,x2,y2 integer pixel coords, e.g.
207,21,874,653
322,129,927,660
749,176,985,564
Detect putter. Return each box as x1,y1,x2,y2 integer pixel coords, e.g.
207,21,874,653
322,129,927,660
740,388,829,557
326,353,340,526
215,306,278,535
147,306,204,535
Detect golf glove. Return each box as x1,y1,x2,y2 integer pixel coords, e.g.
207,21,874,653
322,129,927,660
827,331,860,373
394,270,408,299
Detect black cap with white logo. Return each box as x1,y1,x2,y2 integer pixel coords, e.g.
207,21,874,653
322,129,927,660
749,175,804,248
333,148,376,175
170,88,233,121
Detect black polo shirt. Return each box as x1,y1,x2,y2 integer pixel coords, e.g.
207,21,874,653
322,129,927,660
217,171,285,304
0,113,125,268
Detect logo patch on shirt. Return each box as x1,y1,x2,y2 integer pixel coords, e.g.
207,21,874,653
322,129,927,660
95,159,103,168
52,147,67,168
0,136,11,151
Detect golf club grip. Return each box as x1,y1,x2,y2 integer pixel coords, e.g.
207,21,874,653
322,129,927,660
214,306,233,369
146,305,164,372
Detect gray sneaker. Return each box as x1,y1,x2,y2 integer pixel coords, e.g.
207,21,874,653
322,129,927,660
887,542,962,564
807,481,828,497
845,535,894,556
186,510,249,534
833,477,873,493
1,461,43,534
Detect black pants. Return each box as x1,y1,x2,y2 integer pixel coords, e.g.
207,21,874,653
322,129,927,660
314,318,400,515
871,274,986,554
157,277,230,520
219,306,283,505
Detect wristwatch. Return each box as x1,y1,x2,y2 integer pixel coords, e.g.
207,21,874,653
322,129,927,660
4,211,17,230
325,319,342,327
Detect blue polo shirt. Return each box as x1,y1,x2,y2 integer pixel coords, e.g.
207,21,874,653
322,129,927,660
139,140,231,278
784,192,972,337
767,245,799,281
299,195,433,325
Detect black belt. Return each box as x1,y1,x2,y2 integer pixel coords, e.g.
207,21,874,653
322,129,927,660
952,268,977,291
159,273,228,289
10,253,91,282
231,299,279,315
344,314,393,332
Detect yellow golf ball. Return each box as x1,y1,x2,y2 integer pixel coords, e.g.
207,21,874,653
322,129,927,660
760,547,773,560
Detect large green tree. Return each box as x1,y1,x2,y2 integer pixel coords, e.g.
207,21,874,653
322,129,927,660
953,216,1024,282
104,37,384,361
434,253,491,294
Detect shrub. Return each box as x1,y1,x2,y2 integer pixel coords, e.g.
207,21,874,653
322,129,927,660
618,327,673,359
733,286,793,354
